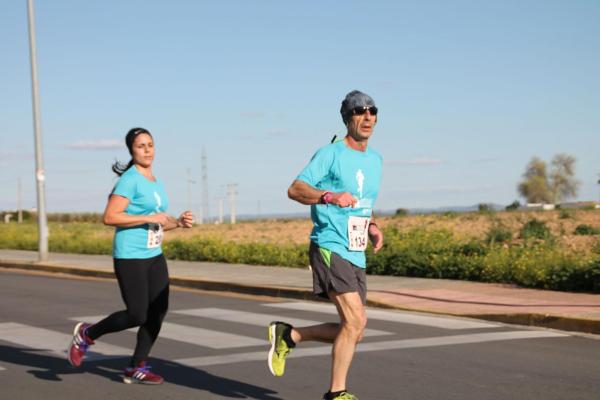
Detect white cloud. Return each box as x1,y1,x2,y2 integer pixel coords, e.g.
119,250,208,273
66,140,121,150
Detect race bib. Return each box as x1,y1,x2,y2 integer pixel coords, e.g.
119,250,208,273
348,216,370,251
147,223,164,248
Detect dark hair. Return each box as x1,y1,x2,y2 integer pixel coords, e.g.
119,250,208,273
111,127,152,176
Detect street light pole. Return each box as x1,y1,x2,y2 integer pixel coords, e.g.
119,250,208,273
27,0,49,261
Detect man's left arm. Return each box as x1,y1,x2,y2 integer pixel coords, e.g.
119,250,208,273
368,214,383,253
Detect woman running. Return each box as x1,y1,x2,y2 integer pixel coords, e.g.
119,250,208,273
67,127,194,384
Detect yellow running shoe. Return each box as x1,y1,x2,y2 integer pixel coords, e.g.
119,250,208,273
267,321,293,377
323,392,359,400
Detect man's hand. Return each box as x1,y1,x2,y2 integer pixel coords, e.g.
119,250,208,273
368,224,383,253
329,192,357,208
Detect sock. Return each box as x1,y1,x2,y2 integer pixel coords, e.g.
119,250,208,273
282,324,296,348
324,390,346,400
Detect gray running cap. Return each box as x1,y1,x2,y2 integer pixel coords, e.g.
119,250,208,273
340,90,376,125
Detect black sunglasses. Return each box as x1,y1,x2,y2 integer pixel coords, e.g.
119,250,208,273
350,106,378,116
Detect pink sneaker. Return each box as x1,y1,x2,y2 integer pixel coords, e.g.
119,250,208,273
123,361,164,385
68,322,94,367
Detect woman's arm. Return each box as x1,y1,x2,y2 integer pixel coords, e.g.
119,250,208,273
162,211,194,232
102,195,170,228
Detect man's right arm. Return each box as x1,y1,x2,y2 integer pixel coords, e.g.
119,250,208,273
287,180,356,208
287,180,324,205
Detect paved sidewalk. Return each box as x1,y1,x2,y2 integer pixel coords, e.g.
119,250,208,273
1,249,599,335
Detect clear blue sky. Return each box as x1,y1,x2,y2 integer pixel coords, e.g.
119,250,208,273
1,0,599,217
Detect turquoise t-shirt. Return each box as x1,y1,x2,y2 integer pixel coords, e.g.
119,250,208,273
111,166,170,259
297,140,382,268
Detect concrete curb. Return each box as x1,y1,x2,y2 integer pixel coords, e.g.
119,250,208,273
2,259,599,335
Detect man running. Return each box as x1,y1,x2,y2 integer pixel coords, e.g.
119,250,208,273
268,90,384,400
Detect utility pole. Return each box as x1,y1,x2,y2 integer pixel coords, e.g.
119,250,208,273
597,174,600,204
201,146,209,224
186,168,196,212
227,184,238,224
27,0,48,261
17,177,23,223
217,197,224,224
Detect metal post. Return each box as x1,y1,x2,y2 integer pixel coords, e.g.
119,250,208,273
17,177,23,223
218,197,224,224
201,147,209,224
227,184,238,224
186,168,195,212
27,0,48,261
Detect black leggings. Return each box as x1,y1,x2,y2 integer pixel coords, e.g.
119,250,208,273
86,254,169,366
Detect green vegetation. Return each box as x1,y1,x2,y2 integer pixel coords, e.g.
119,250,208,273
485,225,512,244
574,224,600,236
505,200,520,211
520,219,553,241
394,208,409,217
559,208,574,219
367,227,599,292
1,219,599,293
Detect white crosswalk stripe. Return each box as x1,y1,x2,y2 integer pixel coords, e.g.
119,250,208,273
0,302,569,372
265,302,498,329
71,316,265,349
0,322,130,361
175,330,567,367
173,308,393,337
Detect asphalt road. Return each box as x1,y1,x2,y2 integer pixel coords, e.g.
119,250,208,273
0,269,599,400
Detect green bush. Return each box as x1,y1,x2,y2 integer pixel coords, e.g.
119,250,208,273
505,201,520,211
574,224,600,236
163,238,308,268
520,219,553,241
2,221,599,293
559,208,574,219
485,225,512,244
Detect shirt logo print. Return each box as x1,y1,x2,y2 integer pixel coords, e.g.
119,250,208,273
356,169,365,199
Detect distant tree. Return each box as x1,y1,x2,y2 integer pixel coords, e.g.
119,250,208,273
505,200,520,211
395,208,409,217
478,203,492,212
518,157,552,203
549,153,579,204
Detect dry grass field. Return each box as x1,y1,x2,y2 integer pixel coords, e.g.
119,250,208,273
163,209,600,254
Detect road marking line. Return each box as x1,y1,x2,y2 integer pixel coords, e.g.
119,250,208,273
175,330,567,367
265,302,498,329
173,308,393,337
0,322,129,361
71,316,264,349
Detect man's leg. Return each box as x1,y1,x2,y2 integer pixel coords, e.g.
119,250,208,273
327,290,366,393
291,322,338,343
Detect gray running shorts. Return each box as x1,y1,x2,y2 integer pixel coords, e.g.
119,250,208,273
308,241,367,305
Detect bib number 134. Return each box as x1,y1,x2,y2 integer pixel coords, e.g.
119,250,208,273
347,216,370,251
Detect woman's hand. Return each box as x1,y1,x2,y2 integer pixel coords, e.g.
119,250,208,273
177,211,195,228
146,213,171,226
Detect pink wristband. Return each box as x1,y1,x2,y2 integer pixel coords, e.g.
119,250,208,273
321,191,334,204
